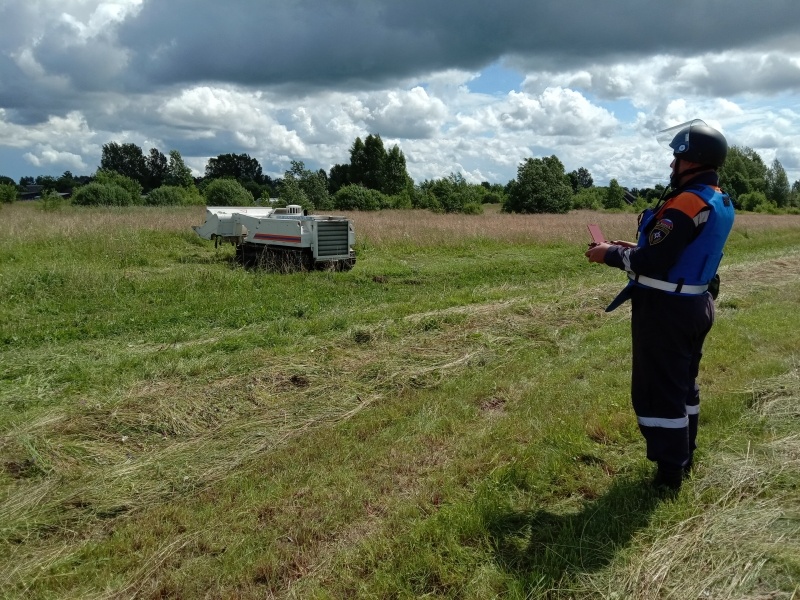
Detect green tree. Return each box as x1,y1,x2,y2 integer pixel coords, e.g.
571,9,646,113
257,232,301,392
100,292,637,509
568,167,594,193
328,163,351,195
166,150,194,188
503,156,573,214
384,145,411,195
791,180,800,208
239,180,262,201
719,146,767,207
348,137,368,187
630,184,666,203
145,148,168,191
205,153,263,184
35,175,58,192
280,161,331,210
307,175,332,210
765,158,790,207
604,179,626,209
101,142,147,187
56,171,79,192
334,135,412,196
362,134,387,191
278,174,308,208
203,178,254,207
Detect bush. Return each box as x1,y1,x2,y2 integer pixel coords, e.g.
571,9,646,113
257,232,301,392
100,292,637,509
146,186,185,206
95,170,143,205
38,190,67,212
754,200,780,214
572,187,604,210
421,175,487,213
630,195,650,212
739,191,769,212
146,185,204,207
462,201,484,215
72,182,134,206
181,185,205,206
412,190,442,212
333,185,387,211
388,190,413,210
482,191,506,204
204,178,254,207
0,182,17,203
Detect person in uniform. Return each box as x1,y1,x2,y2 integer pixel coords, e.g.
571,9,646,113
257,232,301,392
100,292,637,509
585,119,735,490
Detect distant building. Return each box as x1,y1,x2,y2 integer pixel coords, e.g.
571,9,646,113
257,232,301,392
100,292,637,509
19,185,73,200
19,185,44,200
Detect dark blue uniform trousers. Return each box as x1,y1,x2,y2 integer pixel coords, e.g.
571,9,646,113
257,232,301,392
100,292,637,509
630,287,715,470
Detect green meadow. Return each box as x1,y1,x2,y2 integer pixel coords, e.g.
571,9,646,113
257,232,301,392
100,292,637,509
1,203,799,599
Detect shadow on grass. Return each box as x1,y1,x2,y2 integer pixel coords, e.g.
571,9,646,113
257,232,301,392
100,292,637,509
487,476,663,588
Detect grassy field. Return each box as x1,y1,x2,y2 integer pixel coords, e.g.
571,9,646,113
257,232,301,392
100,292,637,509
1,202,799,599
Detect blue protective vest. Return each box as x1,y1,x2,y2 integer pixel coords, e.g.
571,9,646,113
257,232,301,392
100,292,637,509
606,185,734,312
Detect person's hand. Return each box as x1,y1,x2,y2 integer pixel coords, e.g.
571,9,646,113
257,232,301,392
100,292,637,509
610,240,636,248
585,242,611,263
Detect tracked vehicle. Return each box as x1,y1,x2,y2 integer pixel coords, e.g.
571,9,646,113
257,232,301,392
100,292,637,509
193,205,356,271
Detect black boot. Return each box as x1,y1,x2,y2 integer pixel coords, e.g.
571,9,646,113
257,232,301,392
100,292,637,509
683,456,694,478
653,465,683,491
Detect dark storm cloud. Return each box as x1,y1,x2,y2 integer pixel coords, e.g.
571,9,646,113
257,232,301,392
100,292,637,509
2,0,800,185
4,0,799,120
0,57,33,113
34,27,130,92
0,3,35,49
106,0,800,91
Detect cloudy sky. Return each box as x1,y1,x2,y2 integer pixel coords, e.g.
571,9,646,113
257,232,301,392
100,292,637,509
1,0,799,189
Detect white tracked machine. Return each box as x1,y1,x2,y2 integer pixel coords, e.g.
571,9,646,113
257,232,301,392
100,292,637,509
193,205,356,271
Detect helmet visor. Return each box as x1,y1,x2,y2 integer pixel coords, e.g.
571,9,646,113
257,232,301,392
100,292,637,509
656,119,708,155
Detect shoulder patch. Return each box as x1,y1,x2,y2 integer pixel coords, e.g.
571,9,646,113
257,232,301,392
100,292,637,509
665,191,710,218
648,219,673,245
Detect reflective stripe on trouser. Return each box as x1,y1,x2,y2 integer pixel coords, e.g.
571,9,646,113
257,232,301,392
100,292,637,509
630,288,713,470
687,384,700,456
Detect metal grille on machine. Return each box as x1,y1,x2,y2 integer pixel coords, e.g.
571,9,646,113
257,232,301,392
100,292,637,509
316,221,349,258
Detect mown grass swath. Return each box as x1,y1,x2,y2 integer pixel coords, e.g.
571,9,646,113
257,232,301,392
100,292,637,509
1,203,799,599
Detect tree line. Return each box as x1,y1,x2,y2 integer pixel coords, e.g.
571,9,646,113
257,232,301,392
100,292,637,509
2,136,799,214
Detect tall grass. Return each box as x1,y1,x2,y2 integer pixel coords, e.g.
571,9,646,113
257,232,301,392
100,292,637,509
1,202,799,598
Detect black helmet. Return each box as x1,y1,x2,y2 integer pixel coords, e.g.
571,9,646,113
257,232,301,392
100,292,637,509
657,119,728,167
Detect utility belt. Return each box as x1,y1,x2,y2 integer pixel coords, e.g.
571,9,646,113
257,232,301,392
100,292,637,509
628,273,708,295
606,275,709,312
